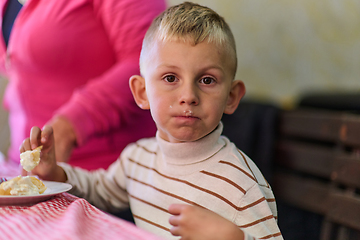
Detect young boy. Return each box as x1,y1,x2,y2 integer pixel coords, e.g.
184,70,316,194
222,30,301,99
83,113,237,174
21,2,282,240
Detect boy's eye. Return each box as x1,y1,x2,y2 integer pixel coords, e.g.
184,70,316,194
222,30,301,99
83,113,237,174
163,75,177,83
200,77,215,85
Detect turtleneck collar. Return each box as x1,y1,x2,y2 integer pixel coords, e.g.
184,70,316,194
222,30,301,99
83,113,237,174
156,122,226,167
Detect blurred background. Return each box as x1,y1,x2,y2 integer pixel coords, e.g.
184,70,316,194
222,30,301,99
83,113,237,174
1,0,360,152
168,0,360,108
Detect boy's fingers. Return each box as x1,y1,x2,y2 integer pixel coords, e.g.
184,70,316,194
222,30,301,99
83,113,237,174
169,215,180,226
19,139,31,152
169,226,181,236
41,125,54,145
29,126,42,149
168,203,187,215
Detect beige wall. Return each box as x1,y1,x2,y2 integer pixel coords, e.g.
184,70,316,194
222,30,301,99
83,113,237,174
167,0,360,107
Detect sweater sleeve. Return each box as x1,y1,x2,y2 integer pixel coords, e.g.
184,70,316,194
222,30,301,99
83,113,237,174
59,155,130,213
55,0,166,146
235,184,283,240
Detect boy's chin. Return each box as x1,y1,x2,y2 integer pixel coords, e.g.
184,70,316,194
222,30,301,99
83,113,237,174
160,133,202,143
159,124,218,143
169,133,209,143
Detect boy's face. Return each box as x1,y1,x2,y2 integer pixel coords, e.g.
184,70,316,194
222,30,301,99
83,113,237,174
131,39,245,143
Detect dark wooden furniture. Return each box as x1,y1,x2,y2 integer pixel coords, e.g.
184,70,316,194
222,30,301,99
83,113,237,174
273,108,360,240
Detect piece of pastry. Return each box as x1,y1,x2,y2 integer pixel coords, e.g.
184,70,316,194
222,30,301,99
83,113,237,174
0,176,47,196
20,146,43,172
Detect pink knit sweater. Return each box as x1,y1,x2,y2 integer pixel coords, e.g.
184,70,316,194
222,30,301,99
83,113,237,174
0,0,165,170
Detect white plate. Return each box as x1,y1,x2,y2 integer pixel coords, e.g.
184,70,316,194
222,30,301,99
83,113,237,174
0,181,72,206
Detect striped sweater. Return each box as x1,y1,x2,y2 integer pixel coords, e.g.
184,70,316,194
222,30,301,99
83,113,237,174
61,123,283,239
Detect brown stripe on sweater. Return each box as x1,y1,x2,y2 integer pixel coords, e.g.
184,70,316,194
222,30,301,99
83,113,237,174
267,198,276,202
129,193,169,213
259,232,282,239
238,215,275,228
127,175,203,208
114,158,130,193
200,170,246,194
136,143,157,154
127,158,267,211
128,158,151,169
128,158,246,204
237,150,259,183
240,197,267,211
119,158,126,180
218,160,256,182
133,214,170,232
125,163,243,209
127,173,266,211
236,151,270,188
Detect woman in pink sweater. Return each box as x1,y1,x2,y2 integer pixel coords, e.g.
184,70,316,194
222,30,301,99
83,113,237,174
0,0,166,170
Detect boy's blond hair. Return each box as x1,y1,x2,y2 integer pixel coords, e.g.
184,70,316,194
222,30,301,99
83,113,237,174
140,2,238,78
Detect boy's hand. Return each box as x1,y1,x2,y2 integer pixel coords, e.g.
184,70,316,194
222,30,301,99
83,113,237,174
47,116,77,163
168,204,244,240
20,125,67,182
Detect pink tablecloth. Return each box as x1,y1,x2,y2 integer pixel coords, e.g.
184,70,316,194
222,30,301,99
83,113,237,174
0,193,163,240
0,158,22,177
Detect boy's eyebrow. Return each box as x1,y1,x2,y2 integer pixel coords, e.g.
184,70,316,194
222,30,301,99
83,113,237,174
156,64,181,70
200,65,226,73
157,64,226,74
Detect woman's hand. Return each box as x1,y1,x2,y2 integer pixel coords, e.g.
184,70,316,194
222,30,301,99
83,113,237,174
20,125,67,182
168,204,244,240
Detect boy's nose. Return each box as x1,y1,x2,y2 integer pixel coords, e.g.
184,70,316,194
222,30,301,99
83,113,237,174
179,83,199,105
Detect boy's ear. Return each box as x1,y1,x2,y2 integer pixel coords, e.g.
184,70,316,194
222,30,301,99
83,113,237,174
129,75,150,110
224,80,246,115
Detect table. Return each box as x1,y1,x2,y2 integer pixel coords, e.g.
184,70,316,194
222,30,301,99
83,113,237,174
0,193,164,240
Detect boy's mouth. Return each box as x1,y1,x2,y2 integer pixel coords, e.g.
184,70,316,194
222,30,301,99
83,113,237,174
184,110,193,117
178,111,200,120
174,110,200,119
